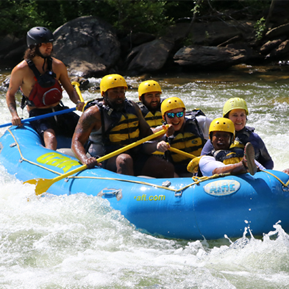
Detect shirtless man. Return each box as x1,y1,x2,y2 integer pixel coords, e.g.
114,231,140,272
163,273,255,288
6,26,84,150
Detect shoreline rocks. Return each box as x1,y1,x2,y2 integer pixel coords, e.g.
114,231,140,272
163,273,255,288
1,13,289,80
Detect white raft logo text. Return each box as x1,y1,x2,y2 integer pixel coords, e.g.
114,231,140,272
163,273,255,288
204,180,240,196
134,194,165,201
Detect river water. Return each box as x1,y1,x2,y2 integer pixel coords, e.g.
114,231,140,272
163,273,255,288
1,64,289,288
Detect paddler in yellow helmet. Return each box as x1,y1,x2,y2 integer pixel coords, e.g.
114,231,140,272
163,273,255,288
137,80,164,131
71,74,175,178
152,96,212,177
188,117,265,176
201,97,274,169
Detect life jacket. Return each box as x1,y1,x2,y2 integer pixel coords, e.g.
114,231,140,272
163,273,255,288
137,101,163,128
185,109,206,118
21,57,62,108
84,99,141,154
187,147,244,175
211,147,244,165
231,126,255,149
167,118,206,169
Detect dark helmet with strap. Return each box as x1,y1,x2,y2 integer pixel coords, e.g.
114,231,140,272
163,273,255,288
26,27,54,47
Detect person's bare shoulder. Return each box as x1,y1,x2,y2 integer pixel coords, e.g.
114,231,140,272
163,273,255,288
9,60,33,94
11,60,29,75
51,57,67,73
79,105,101,129
51,57,65,68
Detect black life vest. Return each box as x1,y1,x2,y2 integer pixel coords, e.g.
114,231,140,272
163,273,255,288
85,99,141,154
166,118,206,172
137,101,163,128
232,126,255,148
21,57,62,108
210,147,244,165
185,109,206,118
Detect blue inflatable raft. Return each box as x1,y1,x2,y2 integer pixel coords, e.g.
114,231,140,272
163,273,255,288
1,124,289,240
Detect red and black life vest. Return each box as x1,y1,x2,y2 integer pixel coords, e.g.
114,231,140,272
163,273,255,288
21,57,62,108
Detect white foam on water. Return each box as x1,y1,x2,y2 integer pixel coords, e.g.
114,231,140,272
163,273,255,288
1,71,289,288
0,170,288,288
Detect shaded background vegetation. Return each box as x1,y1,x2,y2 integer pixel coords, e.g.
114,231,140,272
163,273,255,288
0,0,272,39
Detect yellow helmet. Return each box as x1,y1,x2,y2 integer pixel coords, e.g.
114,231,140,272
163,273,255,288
161,97,185,119
209,117,235,140
100,74,128,96
223,98,249,117
138,80,162,100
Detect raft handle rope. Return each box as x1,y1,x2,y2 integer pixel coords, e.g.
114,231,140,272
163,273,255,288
260,169,289,187
8,128,289,194
8,128,231,194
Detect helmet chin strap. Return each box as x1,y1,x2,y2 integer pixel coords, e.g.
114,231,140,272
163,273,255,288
35,44,48,59
35,45,48,72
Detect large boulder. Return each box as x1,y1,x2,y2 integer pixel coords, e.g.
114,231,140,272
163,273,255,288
173,44,260,70
0,35,25,67
125,39,175,75
53,16,121,77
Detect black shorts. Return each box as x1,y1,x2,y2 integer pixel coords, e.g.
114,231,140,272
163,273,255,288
29,104,79,138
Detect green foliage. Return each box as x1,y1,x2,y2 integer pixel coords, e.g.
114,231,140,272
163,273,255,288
0,0,45,37
0,0,272,39
254,17,266,40
101,0,176,35
183,33,194,47
0,0,176,38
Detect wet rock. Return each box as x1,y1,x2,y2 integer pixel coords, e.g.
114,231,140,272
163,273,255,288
0,35,25,67
53,16,121,77
173,44,260,70
266,39,289,59
126,39,174,75
120,32,155,51
260,38,286,55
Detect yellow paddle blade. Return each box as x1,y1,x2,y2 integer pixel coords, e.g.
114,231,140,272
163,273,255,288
24,164,88,195
24,178,56,195
24,126,169,196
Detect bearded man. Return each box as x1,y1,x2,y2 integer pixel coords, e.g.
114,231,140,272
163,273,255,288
71,74,175,178
6,26,84,150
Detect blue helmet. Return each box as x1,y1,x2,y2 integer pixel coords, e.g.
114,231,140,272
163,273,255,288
26,27,54,47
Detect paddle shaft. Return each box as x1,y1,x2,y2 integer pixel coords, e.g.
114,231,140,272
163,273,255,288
0,107,76,129
168,146,196,159
30,126,169,185
71,81,84,102
1,81,83,130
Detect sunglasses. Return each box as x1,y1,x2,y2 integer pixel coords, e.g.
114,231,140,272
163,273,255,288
166,111,184,118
